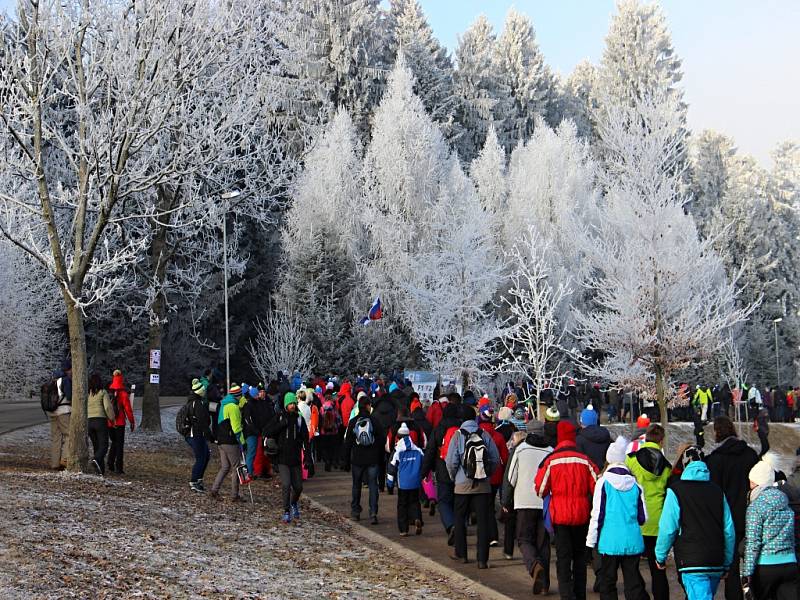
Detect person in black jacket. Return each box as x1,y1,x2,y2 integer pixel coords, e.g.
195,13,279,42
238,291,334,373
576,407,611,470
372,385,400,491
264,392,310,524
186,379,212,492
242,385,274,478
421,401,462,545
343,396,385,524
704,415,759,600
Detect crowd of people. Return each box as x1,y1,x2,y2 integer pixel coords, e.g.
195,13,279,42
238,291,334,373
40,364,799,599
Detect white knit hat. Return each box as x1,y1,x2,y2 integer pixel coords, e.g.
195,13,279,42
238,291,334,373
606,436,629,465
749,460,775,487
398,422,410,436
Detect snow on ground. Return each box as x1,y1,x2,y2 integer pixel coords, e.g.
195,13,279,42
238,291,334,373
0,408,455,600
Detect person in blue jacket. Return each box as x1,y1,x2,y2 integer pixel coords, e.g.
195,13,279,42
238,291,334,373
586,436,649,600
655,446,735,600
387,422,425,536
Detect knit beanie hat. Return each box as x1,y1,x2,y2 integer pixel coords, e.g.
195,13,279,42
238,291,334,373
680,445,705,470
498,407,513,421
357,391,368,402
389,382,399,393
241,383,250,396
749,460,776,487
637,415,651,429
191,378,206,397
229,384,242,396
398,422,410,436
248,386,258,399
283,392,297,408
526,420,544,435
557,420,576,444
478,395,491,408
580,408,598,427
479,404,494,421
545,405,561,422
326,381,334,390
439,396,449,404
606,436,629,465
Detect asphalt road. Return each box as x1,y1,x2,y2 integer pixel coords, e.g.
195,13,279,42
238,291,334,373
0,396,185,435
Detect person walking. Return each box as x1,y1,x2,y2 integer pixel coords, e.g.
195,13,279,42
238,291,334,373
625,424,671,600
535,420,599,600
477,404,509,547
107,369,134,475
342,395,385,524
421,401,462,544
210,384,245,502
586,437,649,600
264,392,310,523
704,415,759,600
576,406,612,471
387,422,425,536
504,420,553,594
87,373,115,476
655,446,735,600
185,379,212,492
318,398,341,471
755,406,771,457
445,416,500,568
742,460,797,600
46,360,72,470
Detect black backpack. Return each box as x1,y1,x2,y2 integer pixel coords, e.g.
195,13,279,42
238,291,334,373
461,428,488,483
40,380,60,413
176,400,193,437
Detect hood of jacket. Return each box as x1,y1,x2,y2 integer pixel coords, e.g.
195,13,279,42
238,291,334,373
460,419,479,434
604,466,637,492
756,486,790,511
339,381,352,398
681,460,710,482
632,443,670,478
396,435,418,453
109,372,125,391
578,424,611,444
525,433,549,448
713,436,752,457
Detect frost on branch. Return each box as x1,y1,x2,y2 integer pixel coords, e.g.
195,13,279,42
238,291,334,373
248,306,314,383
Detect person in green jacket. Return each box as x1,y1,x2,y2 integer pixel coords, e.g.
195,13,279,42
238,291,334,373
210,384,246,502
626,423,671,600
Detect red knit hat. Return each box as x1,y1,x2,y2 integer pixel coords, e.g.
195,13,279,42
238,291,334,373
557,420,577,444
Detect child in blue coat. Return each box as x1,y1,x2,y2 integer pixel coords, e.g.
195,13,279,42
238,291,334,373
387,423,424,536
586,436,649,600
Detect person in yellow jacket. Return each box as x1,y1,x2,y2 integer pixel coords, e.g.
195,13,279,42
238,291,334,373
210,385,245,501
625,424,672,600
693,385,712,422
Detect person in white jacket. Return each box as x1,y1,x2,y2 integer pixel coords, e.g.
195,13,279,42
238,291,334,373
503,420,553,595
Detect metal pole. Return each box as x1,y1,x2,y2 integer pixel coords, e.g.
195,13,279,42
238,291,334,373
774,320,781,387
223,216,230,389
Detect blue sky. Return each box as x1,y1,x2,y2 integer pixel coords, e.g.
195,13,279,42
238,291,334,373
1,1,796,165
418,0,800,166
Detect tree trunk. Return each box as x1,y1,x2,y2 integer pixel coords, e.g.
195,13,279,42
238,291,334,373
655,364,668,429
64,298,88,472
140,311,164,431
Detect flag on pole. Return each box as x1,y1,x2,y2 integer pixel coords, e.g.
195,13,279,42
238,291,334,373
359,297,383,325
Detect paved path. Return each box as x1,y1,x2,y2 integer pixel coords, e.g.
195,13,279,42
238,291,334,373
0,396,185,435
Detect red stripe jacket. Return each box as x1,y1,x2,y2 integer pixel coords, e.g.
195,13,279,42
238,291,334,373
535,442,599,526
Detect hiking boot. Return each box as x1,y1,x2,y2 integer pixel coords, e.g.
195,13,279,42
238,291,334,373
503,553,513,560
282,511,292,524
489,540,499,547
91,460,103,476
414,519,423,535
477,562,488,569
291,503,300,520
399,531,409,537
350,513,360,522
370,514,378,525
449,552,468,564
189,481,204,493
532,562,545,594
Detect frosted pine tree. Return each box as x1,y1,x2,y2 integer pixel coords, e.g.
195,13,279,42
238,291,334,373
469,126,507,242
561,60,599,141
492,9,553,153
386,0,460,143
575,92,755,426
688,130,738,238
452,16,502,162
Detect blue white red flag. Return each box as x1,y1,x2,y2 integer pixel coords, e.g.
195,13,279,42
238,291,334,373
359,297,383,325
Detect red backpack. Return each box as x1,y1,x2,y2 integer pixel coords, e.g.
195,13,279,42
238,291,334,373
439,426,459,460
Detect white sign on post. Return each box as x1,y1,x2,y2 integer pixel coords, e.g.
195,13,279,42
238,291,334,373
405,370,439,404
149,349,161,370
149,373,160,385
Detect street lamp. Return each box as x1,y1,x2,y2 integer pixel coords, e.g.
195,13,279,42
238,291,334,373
773,317,783,387
220,190,241,388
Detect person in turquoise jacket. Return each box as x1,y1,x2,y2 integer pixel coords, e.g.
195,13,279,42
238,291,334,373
586,436,648,600
655,448,735,600
742,459,797,599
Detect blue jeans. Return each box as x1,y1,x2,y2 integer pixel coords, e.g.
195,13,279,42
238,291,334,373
245,435,257,475
680,572,721,600
186,434,211,482
437,479,455,531
351,464,379,517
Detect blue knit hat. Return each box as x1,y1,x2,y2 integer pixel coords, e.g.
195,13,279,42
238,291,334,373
580,407,598,427
389,382,399,393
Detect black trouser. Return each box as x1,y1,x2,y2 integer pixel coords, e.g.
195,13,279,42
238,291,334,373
454,492,491,564
643,535,669,600
759,431,770,457
754,563,798,600
596,554,648,600
503,508,517,557
554,523,589,600
317,434,338,468
488,484,500,543
278,464,303,512
88,417,109,474
723,537,744,600
517,508,550,586
107,426,126,472
397,488,422,533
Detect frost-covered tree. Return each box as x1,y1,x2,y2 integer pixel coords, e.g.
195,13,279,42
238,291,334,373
469,126,507,247
403,162,505,387
386,0,459,142
452,16,502,162
687,130,738,238
575,93,755,426
248,306,313,383
0,241,65,401
492,9,553,153
561,60,599,140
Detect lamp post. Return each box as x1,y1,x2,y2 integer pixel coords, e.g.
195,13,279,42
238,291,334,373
773,317,783,387
220,191,241,388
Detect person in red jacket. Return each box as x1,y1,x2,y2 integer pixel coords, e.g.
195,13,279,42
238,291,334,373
535,420,599,600
477,404,509,547
107,369,135,474
338,381,355,428
426,395,446,431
